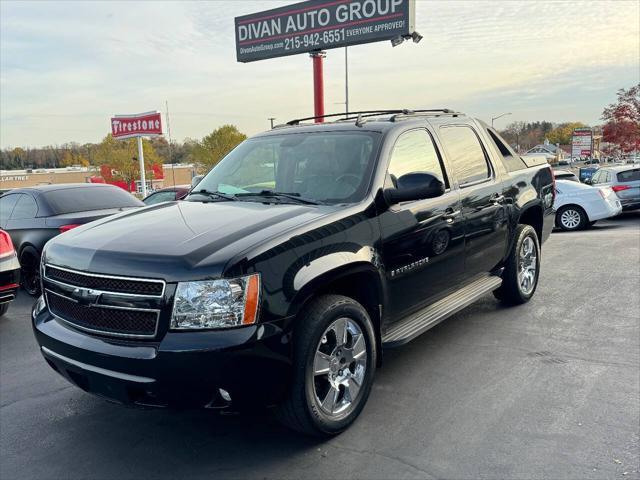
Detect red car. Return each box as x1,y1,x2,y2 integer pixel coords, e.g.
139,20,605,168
0,229,20,317
142,185,190,205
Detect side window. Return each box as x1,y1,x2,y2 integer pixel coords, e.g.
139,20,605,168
486,128,528,172
0,194,20,224
439,126,491,185
11,194,38,219
387,129,446,187
591,171,601,184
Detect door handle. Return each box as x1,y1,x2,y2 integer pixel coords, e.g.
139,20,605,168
442,208,461,222
491,194,505,204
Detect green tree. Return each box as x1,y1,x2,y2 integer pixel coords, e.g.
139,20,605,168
192,125,246,172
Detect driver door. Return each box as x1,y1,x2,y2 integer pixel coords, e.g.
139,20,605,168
379,128,465,322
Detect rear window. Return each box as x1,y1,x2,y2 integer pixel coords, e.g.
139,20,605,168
44,186,143,214
617,168,640,183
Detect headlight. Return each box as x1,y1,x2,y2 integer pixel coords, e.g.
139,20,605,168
170,274,260,330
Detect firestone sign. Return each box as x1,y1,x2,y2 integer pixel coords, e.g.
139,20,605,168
109,110,163,197
111,111,163,140
235,0,415,62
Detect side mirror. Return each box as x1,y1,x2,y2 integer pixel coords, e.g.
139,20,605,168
583,178,592,185
384,172,445,205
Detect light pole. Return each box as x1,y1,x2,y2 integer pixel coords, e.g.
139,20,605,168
268,117,276,129
491,112,512,128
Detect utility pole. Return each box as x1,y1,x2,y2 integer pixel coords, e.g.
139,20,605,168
268,117,276,129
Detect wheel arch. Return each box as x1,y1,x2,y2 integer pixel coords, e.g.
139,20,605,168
18,243,40,263
518,202,544,241
287,262,385,365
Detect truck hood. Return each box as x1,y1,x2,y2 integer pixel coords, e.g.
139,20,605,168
44,200,332,281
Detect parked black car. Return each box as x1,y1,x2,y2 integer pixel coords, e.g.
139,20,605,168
33,109,555,436
0,229,20,317
143,185,191,205
0,184,143,295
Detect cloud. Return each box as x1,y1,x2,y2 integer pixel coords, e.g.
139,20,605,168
1,0,638,148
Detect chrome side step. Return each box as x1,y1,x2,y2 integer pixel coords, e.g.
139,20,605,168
382,275,502,348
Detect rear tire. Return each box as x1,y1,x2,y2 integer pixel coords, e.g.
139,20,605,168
494,224,540,305
0,303,8,317
276,295,377,436
20,251,41,296
556,205,588,231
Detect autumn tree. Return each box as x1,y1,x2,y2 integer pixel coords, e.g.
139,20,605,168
60,150,90,167
192,125,246,172
94,134,162,184
601,84,640,153
546,122,589,145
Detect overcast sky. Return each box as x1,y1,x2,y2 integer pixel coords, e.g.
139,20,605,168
1,0,638,149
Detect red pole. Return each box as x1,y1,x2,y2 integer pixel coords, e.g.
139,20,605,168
310,51,325,123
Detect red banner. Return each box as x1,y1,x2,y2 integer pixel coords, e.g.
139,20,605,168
111,111,162,139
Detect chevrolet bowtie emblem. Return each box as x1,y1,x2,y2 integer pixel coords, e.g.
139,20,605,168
70,287,101,306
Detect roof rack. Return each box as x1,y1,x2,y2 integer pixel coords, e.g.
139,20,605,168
285,109,461,126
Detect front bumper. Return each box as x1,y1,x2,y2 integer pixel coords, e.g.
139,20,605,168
33,303,293,409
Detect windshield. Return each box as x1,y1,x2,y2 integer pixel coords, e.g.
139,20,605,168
190,131,380,205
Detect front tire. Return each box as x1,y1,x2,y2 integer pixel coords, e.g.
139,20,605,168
276,295,377,436
0,303,8,317
494,224,540,305
556,205,587,231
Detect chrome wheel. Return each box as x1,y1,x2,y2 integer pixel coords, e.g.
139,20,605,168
517,236,537,295
313,317,367,416
560,208,581,229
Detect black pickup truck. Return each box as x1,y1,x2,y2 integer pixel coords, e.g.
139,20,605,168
32,109,555,436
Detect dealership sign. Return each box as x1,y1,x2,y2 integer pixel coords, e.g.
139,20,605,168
571,128,593,158
110,111,163,140
235,0,416,62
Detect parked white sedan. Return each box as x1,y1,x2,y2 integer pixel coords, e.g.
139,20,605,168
554,180,622,231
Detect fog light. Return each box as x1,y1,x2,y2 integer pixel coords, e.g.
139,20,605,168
219,388,231,402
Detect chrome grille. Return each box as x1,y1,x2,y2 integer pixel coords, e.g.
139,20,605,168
43,264,164,339
45,265,164,296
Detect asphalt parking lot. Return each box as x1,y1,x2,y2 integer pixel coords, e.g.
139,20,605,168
1,212,638,480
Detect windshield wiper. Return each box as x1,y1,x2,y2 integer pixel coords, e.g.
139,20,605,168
189,189,238,201
235,190,323,205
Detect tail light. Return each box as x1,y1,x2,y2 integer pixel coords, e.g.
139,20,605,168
0,230,16,259
59,224,81,233
612,185,631,193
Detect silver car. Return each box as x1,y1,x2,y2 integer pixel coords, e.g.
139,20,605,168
590,166,640,211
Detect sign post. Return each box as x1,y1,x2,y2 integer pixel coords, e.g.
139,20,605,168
235,0,417,120
136,137,146,197
110,111,163,197
310,51,326,122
